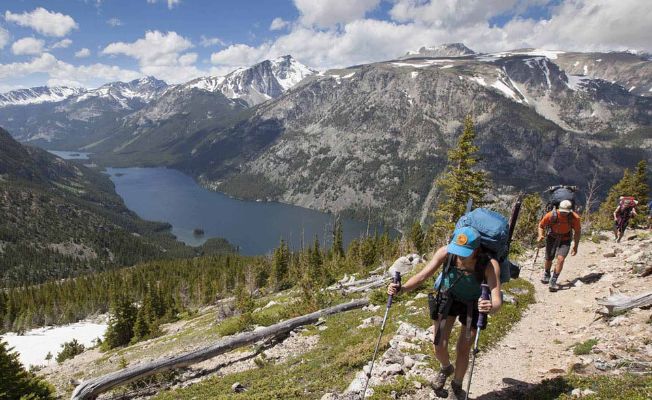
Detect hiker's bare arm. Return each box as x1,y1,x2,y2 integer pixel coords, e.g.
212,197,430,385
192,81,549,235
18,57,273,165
614,208,619,220
388,246,446,295
480,259,502,314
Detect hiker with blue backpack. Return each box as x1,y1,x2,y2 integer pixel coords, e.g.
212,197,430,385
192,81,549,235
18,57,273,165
387,226,502,399
537,199,581,292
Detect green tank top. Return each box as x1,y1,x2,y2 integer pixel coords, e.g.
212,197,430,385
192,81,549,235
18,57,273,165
442,261,483,302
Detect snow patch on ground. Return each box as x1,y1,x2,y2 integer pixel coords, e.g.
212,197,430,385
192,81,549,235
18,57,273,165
469,76,487,86
2,321,107,367
410,71,419,79
566,74,588,90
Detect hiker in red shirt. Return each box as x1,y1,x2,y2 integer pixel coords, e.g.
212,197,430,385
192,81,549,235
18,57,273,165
537,200,581,292
613,197,638,242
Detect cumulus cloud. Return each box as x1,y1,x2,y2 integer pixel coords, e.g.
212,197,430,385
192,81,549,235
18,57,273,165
199,35,225,47
5,7,78,37
11,37,45,56
210,43,271,67
146,0,181,10
294,0,381,27
210,0,652,72
75,48,91,58
102,30,204,83
0,53,140,87
107,18,123,27
270,17,289,31
51,38,72,49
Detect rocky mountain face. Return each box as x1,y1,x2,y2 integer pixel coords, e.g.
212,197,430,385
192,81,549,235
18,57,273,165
0,77,169,149
184,50,651,226
554,51,652,97
0,86,84,107
84,56,314,166
1,47,650,226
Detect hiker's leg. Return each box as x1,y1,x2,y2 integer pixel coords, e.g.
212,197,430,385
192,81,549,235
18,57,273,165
554,254,566,275
452,327,477,383
433,316,457,367
543,236,555,272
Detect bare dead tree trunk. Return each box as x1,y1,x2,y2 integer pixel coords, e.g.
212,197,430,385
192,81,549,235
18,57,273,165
583,169,601,229
71,299,368,400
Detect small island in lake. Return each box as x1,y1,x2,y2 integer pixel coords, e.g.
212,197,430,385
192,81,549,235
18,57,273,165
193,228,205,236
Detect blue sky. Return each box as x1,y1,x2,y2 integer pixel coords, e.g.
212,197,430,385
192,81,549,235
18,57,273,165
0,0,649,91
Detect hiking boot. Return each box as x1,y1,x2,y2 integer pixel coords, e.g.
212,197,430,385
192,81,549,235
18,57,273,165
541,270,551,284
448,380,466,400
549,276,559,292
432,364,454,390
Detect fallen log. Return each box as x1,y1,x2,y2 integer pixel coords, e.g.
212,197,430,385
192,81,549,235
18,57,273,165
71,298,369,400
597,291,652,315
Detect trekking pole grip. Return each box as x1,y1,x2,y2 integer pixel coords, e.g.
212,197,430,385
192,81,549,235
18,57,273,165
477,284,491,330
387,271,401,308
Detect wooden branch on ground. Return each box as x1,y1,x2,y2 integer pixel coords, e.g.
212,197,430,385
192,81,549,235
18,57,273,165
71,298,369,400
597,291,652,315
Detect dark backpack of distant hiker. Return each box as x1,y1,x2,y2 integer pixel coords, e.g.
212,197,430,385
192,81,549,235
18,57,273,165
545,185,577,212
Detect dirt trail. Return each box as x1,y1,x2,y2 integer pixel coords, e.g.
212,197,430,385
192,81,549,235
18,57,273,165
467,230,652,399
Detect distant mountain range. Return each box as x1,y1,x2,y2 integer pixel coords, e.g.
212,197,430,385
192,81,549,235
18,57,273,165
1,46,650,226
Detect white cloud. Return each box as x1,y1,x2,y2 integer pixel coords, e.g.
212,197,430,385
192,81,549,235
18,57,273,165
210,43,271,67
75,48,91,58
46,77,84,88
199,35,225,47
51,38,72,49
0,53,141,88
107,18,122,27
270,17,289,31
11,37,45,56
210,0,652,73
146,0,181,10
102,31,204,83
294,0,380,27
5,7,78,37
178,52,197,65
0,27,9,49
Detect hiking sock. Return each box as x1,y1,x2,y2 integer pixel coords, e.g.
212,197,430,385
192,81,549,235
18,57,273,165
549,273,559,291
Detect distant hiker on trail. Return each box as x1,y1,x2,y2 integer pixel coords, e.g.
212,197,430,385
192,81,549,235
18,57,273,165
537,199,581,292
387,226,502,399
613,196,638,242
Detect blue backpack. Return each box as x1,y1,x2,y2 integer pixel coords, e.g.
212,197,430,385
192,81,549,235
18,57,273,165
455,208,515,283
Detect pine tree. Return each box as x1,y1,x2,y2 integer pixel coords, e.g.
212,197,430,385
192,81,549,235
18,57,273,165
0,339,54,399
632,160,650,207
428,115,490,247
332,218,344,259
270,240,290,290
102,293,137,350
409,221,426,255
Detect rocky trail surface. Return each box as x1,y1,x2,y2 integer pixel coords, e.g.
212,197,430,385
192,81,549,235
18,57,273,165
329,230,651,400
469,229,652,399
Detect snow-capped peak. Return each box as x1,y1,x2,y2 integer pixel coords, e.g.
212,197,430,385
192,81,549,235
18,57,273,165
181,55,316,106
74,76,168,107
0,86,85,108
403,43,476,59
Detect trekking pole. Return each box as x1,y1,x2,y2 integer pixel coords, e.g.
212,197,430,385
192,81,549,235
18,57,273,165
361,270,401,399
528,245,541,281
465,283,491,400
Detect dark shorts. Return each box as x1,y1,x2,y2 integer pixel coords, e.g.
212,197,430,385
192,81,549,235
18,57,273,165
545,236,571,260
614,218,629,232
437,295,479,327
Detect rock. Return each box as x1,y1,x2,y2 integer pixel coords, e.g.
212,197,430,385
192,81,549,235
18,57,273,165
358,316,383,329
603,252,616,258
573,280,584,287
404,356,415,369
262,300,279,310
232,382,246,393
363,304,381,312
608,316,629,327
571,388,583,397
378,363,403,377
502,293,517,304
582,389,596,396
414,293,428,299
414,380,422,389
